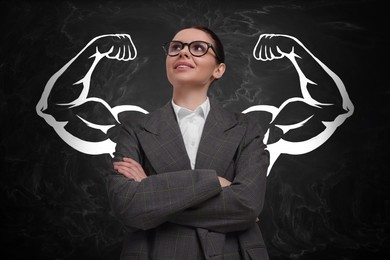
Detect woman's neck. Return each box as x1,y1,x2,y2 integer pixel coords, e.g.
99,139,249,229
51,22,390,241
172,87,208,111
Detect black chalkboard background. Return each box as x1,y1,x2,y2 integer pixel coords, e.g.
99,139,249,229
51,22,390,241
1,0,388,259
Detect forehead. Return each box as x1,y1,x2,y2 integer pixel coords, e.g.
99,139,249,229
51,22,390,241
172,28,214,43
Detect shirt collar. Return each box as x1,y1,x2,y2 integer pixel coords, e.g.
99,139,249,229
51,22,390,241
171,97,210,122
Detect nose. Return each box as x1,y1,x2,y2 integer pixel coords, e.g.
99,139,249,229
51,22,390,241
179,44,191,58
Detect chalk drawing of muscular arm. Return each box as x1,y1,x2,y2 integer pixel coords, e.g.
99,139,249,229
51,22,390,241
244,34,354,175
37,33,353,175
36,34,148,157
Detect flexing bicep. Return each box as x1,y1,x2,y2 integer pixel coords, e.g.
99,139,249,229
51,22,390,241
37,34,137,116
253,33,353,111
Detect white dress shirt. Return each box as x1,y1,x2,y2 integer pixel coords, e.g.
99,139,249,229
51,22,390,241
171,98,210,169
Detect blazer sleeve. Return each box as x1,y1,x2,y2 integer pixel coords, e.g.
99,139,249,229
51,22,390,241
105,121,222,232
170,117,270,234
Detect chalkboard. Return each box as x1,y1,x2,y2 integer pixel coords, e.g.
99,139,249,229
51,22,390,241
1,0,388,259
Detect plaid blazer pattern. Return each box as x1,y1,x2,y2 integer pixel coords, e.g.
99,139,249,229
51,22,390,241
106,100,270,260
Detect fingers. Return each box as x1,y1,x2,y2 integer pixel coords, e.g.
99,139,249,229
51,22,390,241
113,157,147,182
218,176,232,188
253,34,270,60
115,34,137,60
115,162,144,181
101,34,137,61
123,157,145,173
253,34,286,61
113,161,140,181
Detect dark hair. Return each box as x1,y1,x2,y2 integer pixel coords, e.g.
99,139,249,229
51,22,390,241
179,25,225,64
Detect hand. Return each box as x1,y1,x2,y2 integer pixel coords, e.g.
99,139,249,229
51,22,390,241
218,176,232,188
90,34,137,61
218,177,258,221
253,34,298,61
113,157,147,182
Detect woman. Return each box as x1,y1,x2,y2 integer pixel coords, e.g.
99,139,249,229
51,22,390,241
107,26,270,260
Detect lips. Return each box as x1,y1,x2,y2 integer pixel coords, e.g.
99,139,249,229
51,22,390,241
174,61,195,69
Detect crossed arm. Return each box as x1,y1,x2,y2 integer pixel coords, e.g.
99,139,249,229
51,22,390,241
114,158,232,187
106,120,269,234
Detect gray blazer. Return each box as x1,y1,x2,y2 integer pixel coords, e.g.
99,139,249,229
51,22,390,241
106,100,270,260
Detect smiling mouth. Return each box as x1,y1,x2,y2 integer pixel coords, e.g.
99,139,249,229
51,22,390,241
174,62,194,69
176,65,193,69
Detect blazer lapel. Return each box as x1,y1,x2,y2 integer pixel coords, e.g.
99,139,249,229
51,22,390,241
138,100,246,176
137,102,191,173
196,101,246,176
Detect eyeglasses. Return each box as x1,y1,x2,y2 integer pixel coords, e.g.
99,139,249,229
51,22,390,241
162,40,221,62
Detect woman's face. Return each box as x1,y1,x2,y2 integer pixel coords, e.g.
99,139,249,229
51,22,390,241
165,28,225,89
